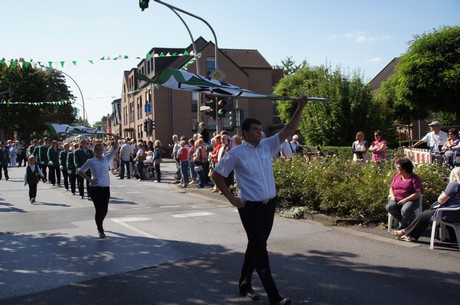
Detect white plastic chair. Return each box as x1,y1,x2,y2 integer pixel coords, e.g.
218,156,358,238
430,207,460,250
387,195,423,232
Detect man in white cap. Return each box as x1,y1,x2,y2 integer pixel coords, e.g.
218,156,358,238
411,121,448,158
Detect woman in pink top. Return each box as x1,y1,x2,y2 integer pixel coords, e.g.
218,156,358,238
386,158,423,229
369,130,387,163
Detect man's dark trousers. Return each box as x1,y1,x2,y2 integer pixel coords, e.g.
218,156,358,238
238,200,282,304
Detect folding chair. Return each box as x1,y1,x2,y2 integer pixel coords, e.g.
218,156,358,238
430,207,460,251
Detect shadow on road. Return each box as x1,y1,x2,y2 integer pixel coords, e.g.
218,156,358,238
1,234,459,305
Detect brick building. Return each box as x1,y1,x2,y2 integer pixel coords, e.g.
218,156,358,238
110,37,282,146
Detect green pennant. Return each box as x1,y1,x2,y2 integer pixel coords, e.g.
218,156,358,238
124,55,129,59
72,61,77,65
48,61,53,68
159,52,165,57
11,61,18,67
60,61,65,68
0,61,5,66
24,61,30,69
100,56,105,60
89,60,94,64
183,51,189,55
172,52,177,56
146,53,152,58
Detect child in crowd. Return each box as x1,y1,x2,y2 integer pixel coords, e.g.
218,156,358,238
24,155,46,203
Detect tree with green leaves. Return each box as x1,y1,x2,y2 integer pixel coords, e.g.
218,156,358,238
274,57,308,76
0,63,75,141
380,26,460,124
275,64,393,146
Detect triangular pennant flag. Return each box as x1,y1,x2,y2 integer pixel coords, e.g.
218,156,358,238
124,55,129,59
88,60,94,64
72,60,77,65
146,53,152,58
60,61,65,68
24,62,30,69
183,51,189,55
11,61,17,68
100,56,105,60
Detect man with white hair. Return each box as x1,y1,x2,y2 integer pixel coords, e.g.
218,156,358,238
280,134,301,158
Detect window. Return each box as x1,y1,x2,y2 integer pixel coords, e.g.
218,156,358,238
206,57,215,77
191,91,198,112
272,101,281,124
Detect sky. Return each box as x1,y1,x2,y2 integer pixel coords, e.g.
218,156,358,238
2,0,459,125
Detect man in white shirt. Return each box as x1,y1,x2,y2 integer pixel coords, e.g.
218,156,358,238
212,95,308,305
118,139,132,179
280,135,301,158
411,121,448,159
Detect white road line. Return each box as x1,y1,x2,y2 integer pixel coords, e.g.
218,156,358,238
172,212,214,218
160,205,181,208
111,218,167,247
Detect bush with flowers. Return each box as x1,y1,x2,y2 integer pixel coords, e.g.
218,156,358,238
273,155,451,223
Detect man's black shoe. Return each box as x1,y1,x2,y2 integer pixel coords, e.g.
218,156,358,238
277,297,291,305
240,289,260,301
98,231,106,239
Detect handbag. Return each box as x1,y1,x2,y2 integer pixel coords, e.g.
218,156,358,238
194,165,203,172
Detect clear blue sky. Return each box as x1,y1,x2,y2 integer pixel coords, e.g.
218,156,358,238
2,0,459,124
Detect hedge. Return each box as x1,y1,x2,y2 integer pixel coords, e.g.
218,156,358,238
273,155,451,223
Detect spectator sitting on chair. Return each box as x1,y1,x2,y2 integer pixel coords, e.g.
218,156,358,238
144,151,154,166
442,128,460,167
391,167,460,242
386,158,423,229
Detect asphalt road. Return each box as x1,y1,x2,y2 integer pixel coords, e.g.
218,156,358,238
0,160,459,305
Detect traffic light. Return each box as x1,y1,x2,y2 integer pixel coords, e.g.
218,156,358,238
143,119,148,132
217,99,226,118
149,119,155,131
139,0,150,11
205,99,217,119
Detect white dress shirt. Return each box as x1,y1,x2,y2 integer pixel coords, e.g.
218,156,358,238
214,134,280,202
78,148,118,187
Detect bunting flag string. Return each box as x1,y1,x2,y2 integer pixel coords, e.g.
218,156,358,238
0,100,74,106
0,50,197,69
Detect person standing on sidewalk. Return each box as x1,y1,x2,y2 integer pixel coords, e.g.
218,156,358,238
0,141,9,180
212,95,308,305
78,137,119,238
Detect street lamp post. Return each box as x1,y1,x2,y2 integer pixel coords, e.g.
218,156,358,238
42,66,86,123
140,0,221,128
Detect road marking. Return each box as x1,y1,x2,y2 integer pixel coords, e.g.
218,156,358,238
160,205,181,208
126,191,141,194
111,218,167,247
172,212,214,218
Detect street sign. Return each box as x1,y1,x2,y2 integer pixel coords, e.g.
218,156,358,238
145,103,151,113
209,68,225,81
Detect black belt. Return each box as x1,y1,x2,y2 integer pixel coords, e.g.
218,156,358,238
245,198,274,205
